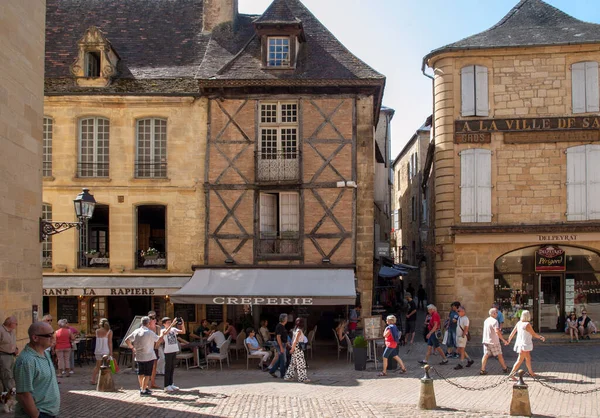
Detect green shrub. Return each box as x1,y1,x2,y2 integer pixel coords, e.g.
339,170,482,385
353,335,368,348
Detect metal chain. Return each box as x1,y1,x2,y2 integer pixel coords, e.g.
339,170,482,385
430,366,510,391
527,373,600,395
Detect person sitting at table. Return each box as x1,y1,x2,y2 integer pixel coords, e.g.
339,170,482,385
189,319,210,341
223,319,237,342
91,318,113,385
259,320,271,343
207,323,226,353
245,328,271,371
336,320,349,347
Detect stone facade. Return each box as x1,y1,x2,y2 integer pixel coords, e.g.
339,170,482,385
0,0,46,345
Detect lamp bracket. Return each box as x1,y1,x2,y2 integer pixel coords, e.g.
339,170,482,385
39,218,82,242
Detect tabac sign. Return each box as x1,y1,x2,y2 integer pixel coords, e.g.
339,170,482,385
535,245,566,272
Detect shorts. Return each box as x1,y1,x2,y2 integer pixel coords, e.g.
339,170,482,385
95,354,109,361
483,343,502,357
405,321,416,334
137,360,154,376
456,336,468,348
427,333,440,348
383,346,398,359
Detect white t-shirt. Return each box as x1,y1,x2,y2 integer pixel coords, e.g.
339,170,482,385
482,317,500,344
128,326,159,362
456,316,470,338
163,329,181,354
208,331,226,348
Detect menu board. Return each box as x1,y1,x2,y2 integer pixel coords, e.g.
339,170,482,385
174,304,196,323
363,316,382,340
120,315,143,348
206,304,223,323
57,297,79,324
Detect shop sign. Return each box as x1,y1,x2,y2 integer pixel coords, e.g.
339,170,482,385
535,245,566,272
455,116,600,134
212,297,314,305
43,287,171,296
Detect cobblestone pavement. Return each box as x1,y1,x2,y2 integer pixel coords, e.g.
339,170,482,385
56,339,600,418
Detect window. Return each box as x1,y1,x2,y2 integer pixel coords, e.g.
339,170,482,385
267,37,290,67
78,117,109,177
259,192,300,255
460,148,492,222
572,62,599,114
393,209,399,231
421,198,428,224
411,196,416,222
136,118,167,178
85,51,101,77
258,102,299,181
43,117,52,177
42,203,52,268
396,170,401,190
461,65,489,117
566,144,600,220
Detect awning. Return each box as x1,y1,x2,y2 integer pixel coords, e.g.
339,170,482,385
395,263,418,270
42,276,190,297
378,266,407,278
171,268,356,306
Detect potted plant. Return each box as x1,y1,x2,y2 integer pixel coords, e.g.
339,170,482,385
142,247,159,260
353,335,368,371
85,250,99,259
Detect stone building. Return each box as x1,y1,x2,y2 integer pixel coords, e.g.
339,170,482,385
423,0,600,332
0,1,46,344
43,0,384,336
391,117,434,297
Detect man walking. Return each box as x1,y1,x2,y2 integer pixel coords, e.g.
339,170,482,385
418,305,448,366
404,293,417,344
14,321,60,418
268,314,288,378
126,316,173,395
417,285,427,310
0,316,18,392
480,308,509,375
445,302,460,358
454,306,474,370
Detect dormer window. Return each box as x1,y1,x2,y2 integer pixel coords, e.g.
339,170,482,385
85,52,101,78
70,26,119,87
268,37,290,67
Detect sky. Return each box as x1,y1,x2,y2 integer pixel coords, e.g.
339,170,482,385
239,0,600,159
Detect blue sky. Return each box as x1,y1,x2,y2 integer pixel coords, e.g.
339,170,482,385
239,0,600,158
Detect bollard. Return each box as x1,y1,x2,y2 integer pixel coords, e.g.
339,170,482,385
509,370,532,417
419,364,437,410
96,355,116,392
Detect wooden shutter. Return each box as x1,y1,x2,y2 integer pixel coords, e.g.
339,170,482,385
260,193,277,233
279,192,299,232
461,66,475,116
587,145,600,220
585,62,600,112
475,66,489,116
566,146,587,220
460,150,477,222
572,62,586,114
475,149,492,222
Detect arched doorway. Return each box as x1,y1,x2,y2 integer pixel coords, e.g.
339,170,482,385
494,245,600,332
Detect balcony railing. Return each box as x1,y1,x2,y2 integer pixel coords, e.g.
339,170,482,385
257,151,299,182
258,232,300,255
77,162,109,178
136,250,167,269
78,251,110,268
135,162,167,178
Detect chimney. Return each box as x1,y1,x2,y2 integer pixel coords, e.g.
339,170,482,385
203,0,238,32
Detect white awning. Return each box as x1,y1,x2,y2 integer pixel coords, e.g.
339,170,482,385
171,268,356,306
42,276,190,297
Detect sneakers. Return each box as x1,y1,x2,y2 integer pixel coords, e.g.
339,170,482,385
164,386,174,393
466,359,475,368
453,353,460,359
69,370,75,374
418,360,428,365
439,359,449,365
140,389,152,396
479,370,488,375
454,364,463,370
269,372,278,378
171,384,179,390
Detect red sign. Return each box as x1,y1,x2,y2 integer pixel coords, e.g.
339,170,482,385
535,245,566,271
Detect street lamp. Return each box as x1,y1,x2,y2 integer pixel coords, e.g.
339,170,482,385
39,188,96,241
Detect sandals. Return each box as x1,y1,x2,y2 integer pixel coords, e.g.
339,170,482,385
377,372,387,377
479,370,488,375
398,368,407,374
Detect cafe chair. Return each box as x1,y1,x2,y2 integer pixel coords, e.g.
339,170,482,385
230,331,246,360
206,339,231,370
306,329,315,359
332,329,346,360
244,341,265,369
344,334,354,363
176,352,195,370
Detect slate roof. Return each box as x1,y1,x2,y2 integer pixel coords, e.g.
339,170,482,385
423,0,600,68
45,0,384,93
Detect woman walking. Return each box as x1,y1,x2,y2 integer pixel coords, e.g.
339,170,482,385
506,310,545,380
377,315,406,376
284,318,310,383
53,319,75,377
91,318,113,385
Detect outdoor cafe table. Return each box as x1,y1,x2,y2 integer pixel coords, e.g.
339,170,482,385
366,337,384,370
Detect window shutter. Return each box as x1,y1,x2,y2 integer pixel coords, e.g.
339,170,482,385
260,194,277,233
585,62,600,112
461,66,475,116
475,149,492,222
460,150,477,222
572,62,586,114
394,209,399,230
475,66,489,116
279,192,299,232
566,146,587,220
586,145,600,220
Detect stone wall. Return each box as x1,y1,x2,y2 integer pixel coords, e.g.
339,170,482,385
0,0,46,345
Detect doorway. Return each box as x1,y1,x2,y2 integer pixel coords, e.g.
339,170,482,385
538,275,562,332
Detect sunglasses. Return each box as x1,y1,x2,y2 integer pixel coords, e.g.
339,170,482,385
45,319,53,322
36,333,54,338
149,316,156,320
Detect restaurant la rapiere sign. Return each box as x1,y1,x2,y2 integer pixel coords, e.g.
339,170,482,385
454,116,600,144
